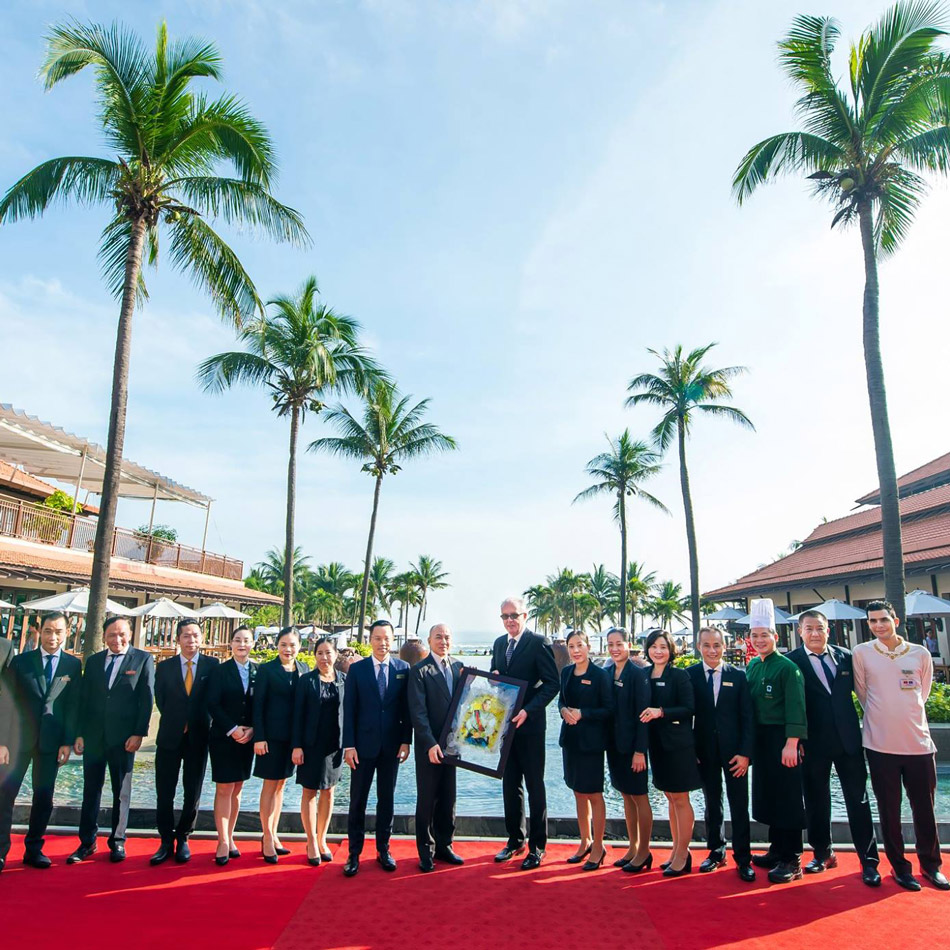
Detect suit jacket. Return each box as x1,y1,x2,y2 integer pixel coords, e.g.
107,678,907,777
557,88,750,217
207,658,258,741
557,661,613,752
0,637,14,740
787,645,862,757
1,649,82,753
342,655,412,758
291,669,345,749
646,664,696,753
604,659,650,756
409,653,464,753
687,661,755,765
253,657,308,743
491,630,559,736
154,652,220,749
78,647,154,755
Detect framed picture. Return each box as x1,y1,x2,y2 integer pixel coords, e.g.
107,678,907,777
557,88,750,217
439,668,527,778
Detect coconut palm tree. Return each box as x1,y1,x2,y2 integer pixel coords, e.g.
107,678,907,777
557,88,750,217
312,562,356,600
588,564,620,627
524,584,558,635
547,568,591,631
411,555,450,636
733,3,950,621
198,276,382,626
0,21,309,654
368,557,396,618
256,546,312,602
392,570,422,639
626,560,657,633
626,345,753,644
574,431,668,630
309,381,457,642
648,581,690,630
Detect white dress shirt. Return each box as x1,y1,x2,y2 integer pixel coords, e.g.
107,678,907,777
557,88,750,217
702,662,722,704
40,648,63,679
180,651,200,682
806,648,837,693
105,651,127,689
373,656,390,689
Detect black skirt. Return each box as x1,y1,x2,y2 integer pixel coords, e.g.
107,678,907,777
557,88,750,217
253,739,294,781
648,731,702,793
209,736,254,784
751,724,805,828
607,745,648,796
295,745,344,790
562,746,605,794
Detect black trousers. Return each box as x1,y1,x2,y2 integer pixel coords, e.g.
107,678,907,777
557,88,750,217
802,740,878,866
347,751,400,855
768,825,803,863
502,729,547,851
866,749,942,876
0,745,60,859
414,752,457,856
78,744,135,849
698,750,751,865
155,733,210,844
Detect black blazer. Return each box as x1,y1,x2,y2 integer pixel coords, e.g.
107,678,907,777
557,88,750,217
787,645,863,757
604,659,650,756
557,662,613,752
2,650,82,753
207,658,258,741
409,653,465,753
342,655,412,758
491,630,559,736
78,647,155,755
687,662,755,765
154,652,219,749
0,638,15,741
253,657,308,743
291,669,346,749
646,664,696,752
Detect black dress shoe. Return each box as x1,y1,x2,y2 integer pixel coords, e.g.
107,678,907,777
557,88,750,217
214,854,230,867
699,853,727,873
419,853,435,873
582,849,606,872
109,846,126,864
566,843,592,865
262,846,279,865
343,854,360,877
434,847,465,865
307,855,322,867
922,868,950,891
613,856,632,868
663,853,692,877
768,860,803,884
320,850,333,862
861,865,882,887
23,852,52,869
520,849,544,870
175,839,191,864
150,842,175,866
622,853,653,874
229,848,241,859
752,851,780,869
804,852,837,873
0,857,5,872
275,846,291,856
738,864,756,883
894,871,921,891
67,844,97,865
377,851,398,872
495,844,525,863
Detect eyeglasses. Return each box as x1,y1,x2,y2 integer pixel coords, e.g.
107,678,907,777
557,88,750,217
500,613,524,621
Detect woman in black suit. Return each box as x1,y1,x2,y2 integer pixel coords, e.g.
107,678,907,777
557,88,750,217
253,627,308,863
604,629,654,873
291,636,345,865
207,625,258,865
559,630,613,870
640,629,701,877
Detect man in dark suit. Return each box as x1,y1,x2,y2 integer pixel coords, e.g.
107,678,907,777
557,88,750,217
409,622,465,872
0,611,81,871
788,610,881,886
688,627,756,882
491,596,559,870
150,618,219,866
342,620,411,876
68,615,154,864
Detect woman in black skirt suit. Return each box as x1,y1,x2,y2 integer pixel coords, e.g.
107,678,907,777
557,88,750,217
640,629,701,877
254,627,308,863
604,629,654,872
559,630,613,870
207,626,258,865
291,636,345,865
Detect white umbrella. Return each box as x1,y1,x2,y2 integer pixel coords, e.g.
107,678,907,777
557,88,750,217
905,589,950,616
196,602,249,619
0,598,16,610
736,606,794,625
705,607,745,621
129,598,199,619
22,587,133,616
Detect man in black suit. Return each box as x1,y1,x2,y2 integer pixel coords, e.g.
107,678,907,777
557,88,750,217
491,596,559,870
0,611,81,871
409,622,465,872
788,610,881,886
688,627,756,882
150,618,219,866
341,620,412,876
68,615,154,864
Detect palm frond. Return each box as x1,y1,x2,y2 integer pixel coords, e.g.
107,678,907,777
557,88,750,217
877,166,927,254
0,157,120,222
196,350,272,393
733,132,845,203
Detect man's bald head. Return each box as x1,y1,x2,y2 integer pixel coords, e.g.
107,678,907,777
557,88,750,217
428,623,452,658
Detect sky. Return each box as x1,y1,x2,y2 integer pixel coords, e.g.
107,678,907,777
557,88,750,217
1,0,948,637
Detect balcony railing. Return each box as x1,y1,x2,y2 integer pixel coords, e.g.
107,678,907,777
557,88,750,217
0,496,243,581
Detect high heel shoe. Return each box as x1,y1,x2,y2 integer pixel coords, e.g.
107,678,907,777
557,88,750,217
622,852,654,874
613,856,632,868
663,852,692,878
306,847,321,867
320,850,333,862
214,847,230,867
229,847,241,859
262,844,279,865
582,848,606,872
275,845,291,856
566,843,593,865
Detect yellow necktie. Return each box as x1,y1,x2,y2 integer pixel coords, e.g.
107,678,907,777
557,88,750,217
185,659,194,696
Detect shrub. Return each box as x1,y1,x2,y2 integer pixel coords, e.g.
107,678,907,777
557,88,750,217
250,648,316,669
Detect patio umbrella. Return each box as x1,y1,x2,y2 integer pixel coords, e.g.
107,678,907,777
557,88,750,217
196,602,249,619
736,606,794,626
705,607,746,621
22,587,133,615
129,598,199,619
0,598,16,610
814,599,867,621
904,589,950,616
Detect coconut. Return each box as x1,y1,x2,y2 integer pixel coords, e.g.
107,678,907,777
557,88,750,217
840,177,855,192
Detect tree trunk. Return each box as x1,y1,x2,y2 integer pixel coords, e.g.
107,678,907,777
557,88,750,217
414,589,426,636
86,216,148,658
858,202,906,624
619,490,628,630
356,474,383,643
678,418,701,649
282,404,300,628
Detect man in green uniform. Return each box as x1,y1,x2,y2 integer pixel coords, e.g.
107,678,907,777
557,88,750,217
745,599,808,884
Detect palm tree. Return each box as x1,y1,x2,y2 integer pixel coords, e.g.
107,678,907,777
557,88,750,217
309,382,457,642
732,3,950,621
588,564,620,627
198,276,381,626
626,345,753,645
524,584,558,634
626,560,657,633
392,570,422,638
574,431,668,630
0,21,308,654
368,557,396,618
411,555,450,636
256,546,311,603
547,568,590,631
312,561,356,600
648,580,690,629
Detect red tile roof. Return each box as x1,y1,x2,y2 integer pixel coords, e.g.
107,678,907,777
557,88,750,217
855,450,950,505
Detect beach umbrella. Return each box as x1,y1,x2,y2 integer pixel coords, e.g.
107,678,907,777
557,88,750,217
814,599,867,621
705,607,745,621
129,598,199,618
904,589,950,616
22,587,133,616
196,602,249,619
0,598,16,609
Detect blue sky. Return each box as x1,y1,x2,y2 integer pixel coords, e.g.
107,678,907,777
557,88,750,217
2,0,948,636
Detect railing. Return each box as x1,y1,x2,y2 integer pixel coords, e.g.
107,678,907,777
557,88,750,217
0,496,243,581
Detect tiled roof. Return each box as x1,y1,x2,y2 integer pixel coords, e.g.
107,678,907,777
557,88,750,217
855,450,950,505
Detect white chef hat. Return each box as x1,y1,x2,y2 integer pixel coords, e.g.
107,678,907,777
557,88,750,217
749,598,776,630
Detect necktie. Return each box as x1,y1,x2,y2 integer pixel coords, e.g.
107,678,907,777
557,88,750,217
707,668,716,704
442,658,453,692
505,637,516,665
185,659,194,696
377,661,387,699
817,653,835,691
105,653,120,688
44,654,54,690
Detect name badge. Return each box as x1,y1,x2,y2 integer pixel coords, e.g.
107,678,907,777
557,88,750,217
613,680,624,687
657,682,667,687
723,681,734,688
764,684,773,698
396,673,406,680
535,680,543,688
899,670,918,690
581,679,591,685
840,670,851,677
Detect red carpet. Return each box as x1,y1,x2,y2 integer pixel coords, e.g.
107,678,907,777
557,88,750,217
2,836,947,949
